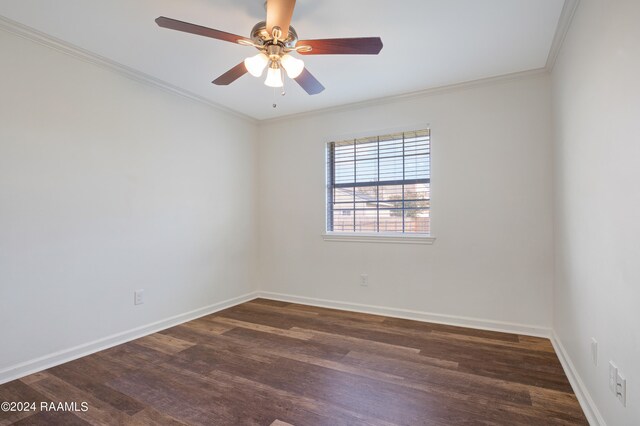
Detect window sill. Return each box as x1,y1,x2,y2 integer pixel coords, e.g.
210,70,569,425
322,232,436,245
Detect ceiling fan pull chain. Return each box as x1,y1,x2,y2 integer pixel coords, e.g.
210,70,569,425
281,69,286,97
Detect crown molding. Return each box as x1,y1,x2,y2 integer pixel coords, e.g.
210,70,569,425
262,0,578,127
545,0,580,71
1,0,575,125
259,68,549,125
0,15,257,124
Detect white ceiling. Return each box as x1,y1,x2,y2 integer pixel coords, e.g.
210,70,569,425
0,0,565,120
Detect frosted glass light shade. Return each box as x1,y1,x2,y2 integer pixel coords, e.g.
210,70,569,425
244,53,269,77
264,67,283,87
280,54,305,78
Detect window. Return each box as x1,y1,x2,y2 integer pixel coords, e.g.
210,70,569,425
326,129,431,235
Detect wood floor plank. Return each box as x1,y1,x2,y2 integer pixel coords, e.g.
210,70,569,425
180,362,400,426
270,420,294,426
278,302,388,323
245,301,322,318
17,372,48,386
0,299,587,425
382,316,522,342
106,367,235,425
289,326,459,370
10,410,90,426
457,359,573,393
45,355,147,415
128,407,189,426
341,350,533,405
430,330,556,353
253,357,481,425
219,304,432,352
28,373,131,425
182,316,237,334
273,351,410,383
133,332,196,355
170,342,277,379
97,340,173,369
517,335,558,353
215,304,314,330
0,380,52,426
330,351,586,425
224,302,548,364
221,327,350,362
528,387,590,423
116,361,386,426
249,298,292,308
211,316,314,340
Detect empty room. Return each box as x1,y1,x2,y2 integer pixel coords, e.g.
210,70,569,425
0,0,638,425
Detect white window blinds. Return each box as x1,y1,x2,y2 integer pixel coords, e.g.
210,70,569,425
327,129,431,234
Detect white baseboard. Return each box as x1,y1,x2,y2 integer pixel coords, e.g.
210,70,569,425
0,291,259,385
550,330,606,426
257,291,551,338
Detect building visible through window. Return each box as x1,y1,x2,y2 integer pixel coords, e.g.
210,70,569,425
326,129,430,234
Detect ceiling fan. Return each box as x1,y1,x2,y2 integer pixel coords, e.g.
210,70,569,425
155,0,383,95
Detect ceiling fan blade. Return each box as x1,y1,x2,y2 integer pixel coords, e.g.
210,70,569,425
212,62,248,85
297,37,383,55
294,68,325,95
266,0,296,39
155,16,252,45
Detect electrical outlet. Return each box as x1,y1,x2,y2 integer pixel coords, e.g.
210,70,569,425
609,361,627,405
590,338,598,366
360,274,369,286
134,289,144,305
616,370,627,407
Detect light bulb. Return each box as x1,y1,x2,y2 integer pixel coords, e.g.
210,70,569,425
244,53,269,77
280,54,305,78
264,66,283,87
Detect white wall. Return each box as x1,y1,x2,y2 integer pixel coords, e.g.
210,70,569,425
0,29,257,376
257,74,555,330
552,0,640,424
12,8,640,424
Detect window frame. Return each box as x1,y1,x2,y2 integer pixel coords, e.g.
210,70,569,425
323,126,435,245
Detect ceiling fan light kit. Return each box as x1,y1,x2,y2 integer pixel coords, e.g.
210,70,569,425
246,39,305,86
244,52,269,77
280,54,304,79
265,65,284,88
155,0,383,98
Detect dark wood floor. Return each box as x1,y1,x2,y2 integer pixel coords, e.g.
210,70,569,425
0,299,587,425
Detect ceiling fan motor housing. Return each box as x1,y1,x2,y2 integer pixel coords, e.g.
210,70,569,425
250,21,298,48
